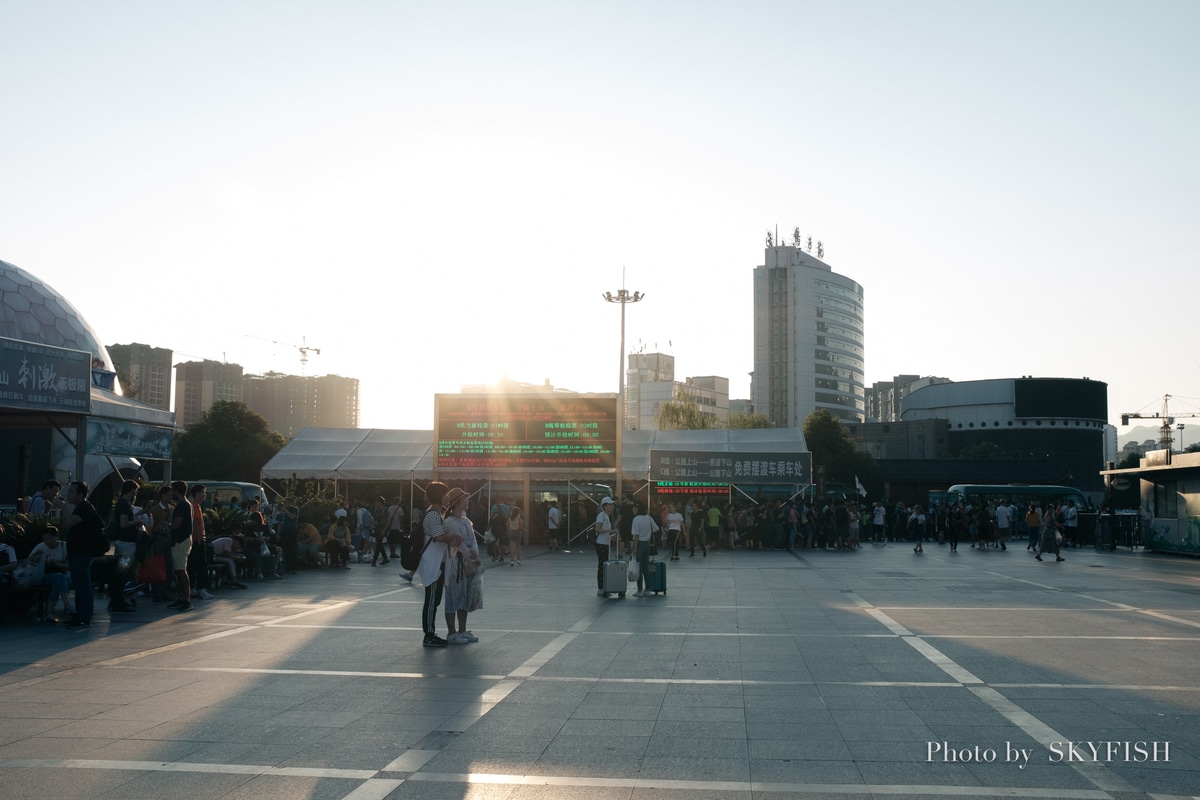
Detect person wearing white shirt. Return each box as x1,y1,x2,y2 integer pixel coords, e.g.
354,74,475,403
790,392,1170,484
994,500,1012,551
630,504,660,597
665,504,684,561
594,497,616,597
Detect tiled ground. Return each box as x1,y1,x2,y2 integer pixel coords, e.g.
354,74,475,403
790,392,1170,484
1,541,1198,799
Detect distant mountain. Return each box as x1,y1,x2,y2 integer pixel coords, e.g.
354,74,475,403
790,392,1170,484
1119,424,1170,448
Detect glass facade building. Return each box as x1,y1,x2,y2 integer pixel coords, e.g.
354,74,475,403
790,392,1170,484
752,245,865,426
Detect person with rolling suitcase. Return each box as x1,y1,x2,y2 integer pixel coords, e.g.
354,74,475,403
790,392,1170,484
595,497,624,598
629,503,659,597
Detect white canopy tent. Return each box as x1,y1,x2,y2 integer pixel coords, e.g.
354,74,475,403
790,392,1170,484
261,426,810,536
263,426,806,483
620,428,808,477
260,428,435,483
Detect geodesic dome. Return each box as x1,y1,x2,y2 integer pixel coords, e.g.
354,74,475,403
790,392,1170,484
0,258,114,371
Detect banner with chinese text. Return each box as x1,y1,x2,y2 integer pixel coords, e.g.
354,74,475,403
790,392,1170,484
651,450,812,484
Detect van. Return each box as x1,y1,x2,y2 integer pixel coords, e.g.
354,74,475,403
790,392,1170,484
180,480,269,509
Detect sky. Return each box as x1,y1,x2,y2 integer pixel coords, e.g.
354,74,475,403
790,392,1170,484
3,0,1198,432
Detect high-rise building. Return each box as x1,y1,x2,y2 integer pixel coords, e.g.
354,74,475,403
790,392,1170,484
108,342,174,412
625,353,729,430
753,243,864,426
242,372,360,437
175,360,243,427
864,375,951,422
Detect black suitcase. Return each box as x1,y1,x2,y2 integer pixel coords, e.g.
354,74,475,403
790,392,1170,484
643,559,666,595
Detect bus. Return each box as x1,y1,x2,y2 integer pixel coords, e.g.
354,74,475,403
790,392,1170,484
943,484,1095,544
943,484,1089,511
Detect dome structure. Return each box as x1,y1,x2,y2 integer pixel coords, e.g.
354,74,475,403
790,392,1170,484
0,258,115,371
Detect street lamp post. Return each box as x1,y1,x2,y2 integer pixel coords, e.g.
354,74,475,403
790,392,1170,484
602,288,644,430
603,286,643,500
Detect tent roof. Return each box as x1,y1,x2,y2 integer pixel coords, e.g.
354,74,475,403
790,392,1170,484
263,427,807,482
92,388,175,427
621,428,807,475
261,428,433,480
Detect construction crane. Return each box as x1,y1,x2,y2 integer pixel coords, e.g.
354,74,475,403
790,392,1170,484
246,335,322,373
1121,395,1200,451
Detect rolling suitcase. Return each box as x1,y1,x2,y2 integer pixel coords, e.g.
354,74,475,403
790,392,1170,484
644,558,666,595
601,558,627,598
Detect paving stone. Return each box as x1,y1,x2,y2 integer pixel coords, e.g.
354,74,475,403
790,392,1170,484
0,544,1194,800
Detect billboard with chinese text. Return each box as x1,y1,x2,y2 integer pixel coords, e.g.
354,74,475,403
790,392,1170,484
651,450,811,485
0,336,91,414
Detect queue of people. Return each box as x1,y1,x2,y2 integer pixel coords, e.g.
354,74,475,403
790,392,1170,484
553,494,1088,567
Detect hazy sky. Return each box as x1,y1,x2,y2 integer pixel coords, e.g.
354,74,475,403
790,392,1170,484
3,1,1198,430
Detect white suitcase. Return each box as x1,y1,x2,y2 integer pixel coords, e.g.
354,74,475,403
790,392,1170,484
601,559,627,598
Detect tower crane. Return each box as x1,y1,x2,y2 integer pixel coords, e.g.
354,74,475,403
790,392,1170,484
1121,395,1200,451
246,335,322,373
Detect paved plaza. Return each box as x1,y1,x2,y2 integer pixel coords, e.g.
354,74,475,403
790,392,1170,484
2,541,1199,800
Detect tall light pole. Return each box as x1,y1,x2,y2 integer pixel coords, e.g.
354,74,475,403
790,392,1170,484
604,285,643,500
602,287,644,429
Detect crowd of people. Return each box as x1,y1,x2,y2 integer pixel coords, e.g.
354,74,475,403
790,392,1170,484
0,481,429,628
3,478,1095,635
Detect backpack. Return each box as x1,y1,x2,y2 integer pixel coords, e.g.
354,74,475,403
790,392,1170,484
357,507,375,532
400,508,438,571
87,506,112,555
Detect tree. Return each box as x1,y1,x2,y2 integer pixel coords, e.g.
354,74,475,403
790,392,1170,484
802,409,883,499
115,368,141,400
959,441,1007,460
656,393,715,430
173,401,287,483
1115,451,1140,469
727,410,771,429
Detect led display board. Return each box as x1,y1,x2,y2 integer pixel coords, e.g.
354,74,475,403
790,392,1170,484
1014,378,1107,421
651,450,812,484
655,481,731,496
435,393,618,471
656,481,729,487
